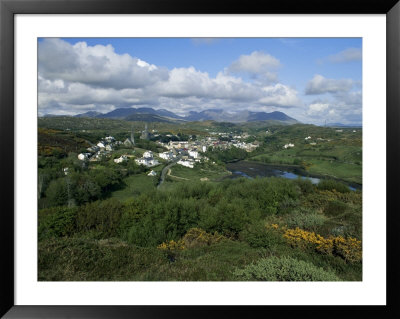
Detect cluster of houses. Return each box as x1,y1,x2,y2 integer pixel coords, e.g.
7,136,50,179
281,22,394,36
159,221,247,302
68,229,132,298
205,133,259,152
159,134,258,155
76,129,260,172
158,143,203,169
134,151,159,167
78,136,123,162
284,133,347,149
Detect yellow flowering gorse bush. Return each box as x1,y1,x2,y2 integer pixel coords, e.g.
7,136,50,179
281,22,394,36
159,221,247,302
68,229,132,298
157,239,185,252
283,227,362,263
157,228,225,252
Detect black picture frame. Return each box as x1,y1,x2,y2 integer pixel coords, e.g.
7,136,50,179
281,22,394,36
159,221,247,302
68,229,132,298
1,0,399,318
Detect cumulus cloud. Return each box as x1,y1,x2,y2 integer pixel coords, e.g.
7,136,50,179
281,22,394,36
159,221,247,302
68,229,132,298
228,51,280,83
39,38,169,90
38,39,305,116
307,103,329,115
303,89,362,124
258,84,303,108
305,74,354,95
326,48,362,63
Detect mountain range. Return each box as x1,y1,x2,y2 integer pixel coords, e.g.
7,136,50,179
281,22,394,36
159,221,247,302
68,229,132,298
325,122,362,128
44,107,298,124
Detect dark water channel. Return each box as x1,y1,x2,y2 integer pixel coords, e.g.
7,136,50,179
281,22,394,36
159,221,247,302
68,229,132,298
225,161,359,191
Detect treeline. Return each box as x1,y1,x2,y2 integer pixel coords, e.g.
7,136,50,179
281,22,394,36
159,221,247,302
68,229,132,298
38,154,148,208
205,147,249,163
39,177,359,246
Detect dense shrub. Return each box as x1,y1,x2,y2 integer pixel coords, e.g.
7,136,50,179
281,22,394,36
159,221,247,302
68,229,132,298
324,200,348,216
38,206,77,240
285,210,327,231
233,256,340,281
182,228,225,248
45,178,69,207
239,222,284,249
295,179,315,195
76,198,123,237
318,179,350,193
277,197,300,214
124,197,202,247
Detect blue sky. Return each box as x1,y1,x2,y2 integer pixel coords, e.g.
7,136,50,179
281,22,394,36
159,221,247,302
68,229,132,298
38,37,362,125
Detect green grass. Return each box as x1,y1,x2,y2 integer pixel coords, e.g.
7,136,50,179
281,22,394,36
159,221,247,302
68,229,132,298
111,174,157,202
250,143,362,184
38,237,166,281
169,164,230,182
307,159,361,184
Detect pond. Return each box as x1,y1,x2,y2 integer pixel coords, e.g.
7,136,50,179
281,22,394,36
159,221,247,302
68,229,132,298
225,161,358,191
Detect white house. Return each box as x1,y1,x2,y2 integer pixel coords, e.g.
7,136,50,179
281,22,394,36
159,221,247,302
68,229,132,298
114,155,127,164
188,150,199,159
159,151,174,161
135,157,159,167
148,158,159,166
147,170,157,176
97,142,105,149
202,145,207,153
105,136,115,142
168,141,189,149
177,159,194,168
78,153,89,161
105,144,113,151
283,143,295,149
63,167,69,175
143,150,153,158
305,136,311,140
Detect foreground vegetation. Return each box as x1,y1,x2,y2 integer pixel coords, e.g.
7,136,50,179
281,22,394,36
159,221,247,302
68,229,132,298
39,177,362,281
37,118,362,281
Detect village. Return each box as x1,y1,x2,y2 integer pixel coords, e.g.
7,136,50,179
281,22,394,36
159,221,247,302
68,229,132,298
75,124,261,176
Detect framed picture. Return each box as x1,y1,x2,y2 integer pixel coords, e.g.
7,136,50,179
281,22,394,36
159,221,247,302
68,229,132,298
1,0,399,318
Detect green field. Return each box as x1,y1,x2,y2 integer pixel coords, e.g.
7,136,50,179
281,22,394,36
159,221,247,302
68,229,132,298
307,159,362,184
111,174,157,201
168,163,231,182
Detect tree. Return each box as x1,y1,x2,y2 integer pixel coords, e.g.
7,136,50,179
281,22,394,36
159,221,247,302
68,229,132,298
45,178,68,207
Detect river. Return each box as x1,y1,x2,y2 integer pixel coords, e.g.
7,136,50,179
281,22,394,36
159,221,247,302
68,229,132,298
225,160,360,191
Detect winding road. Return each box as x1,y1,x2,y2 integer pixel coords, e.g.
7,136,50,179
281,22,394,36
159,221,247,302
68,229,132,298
157,158,180,189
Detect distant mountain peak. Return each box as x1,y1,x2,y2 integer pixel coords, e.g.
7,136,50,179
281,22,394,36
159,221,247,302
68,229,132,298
75,111,103,118
70,107,298,124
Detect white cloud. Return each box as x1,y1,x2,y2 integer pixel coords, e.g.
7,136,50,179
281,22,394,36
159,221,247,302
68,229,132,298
307,103,329,115
259,84,303,108
327,48,362,63
39,38,168,90
228,51,280,83
38,39,305,116
305,74,354,95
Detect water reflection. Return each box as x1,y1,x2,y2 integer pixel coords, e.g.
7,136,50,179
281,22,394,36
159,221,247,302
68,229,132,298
226,161,358,191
